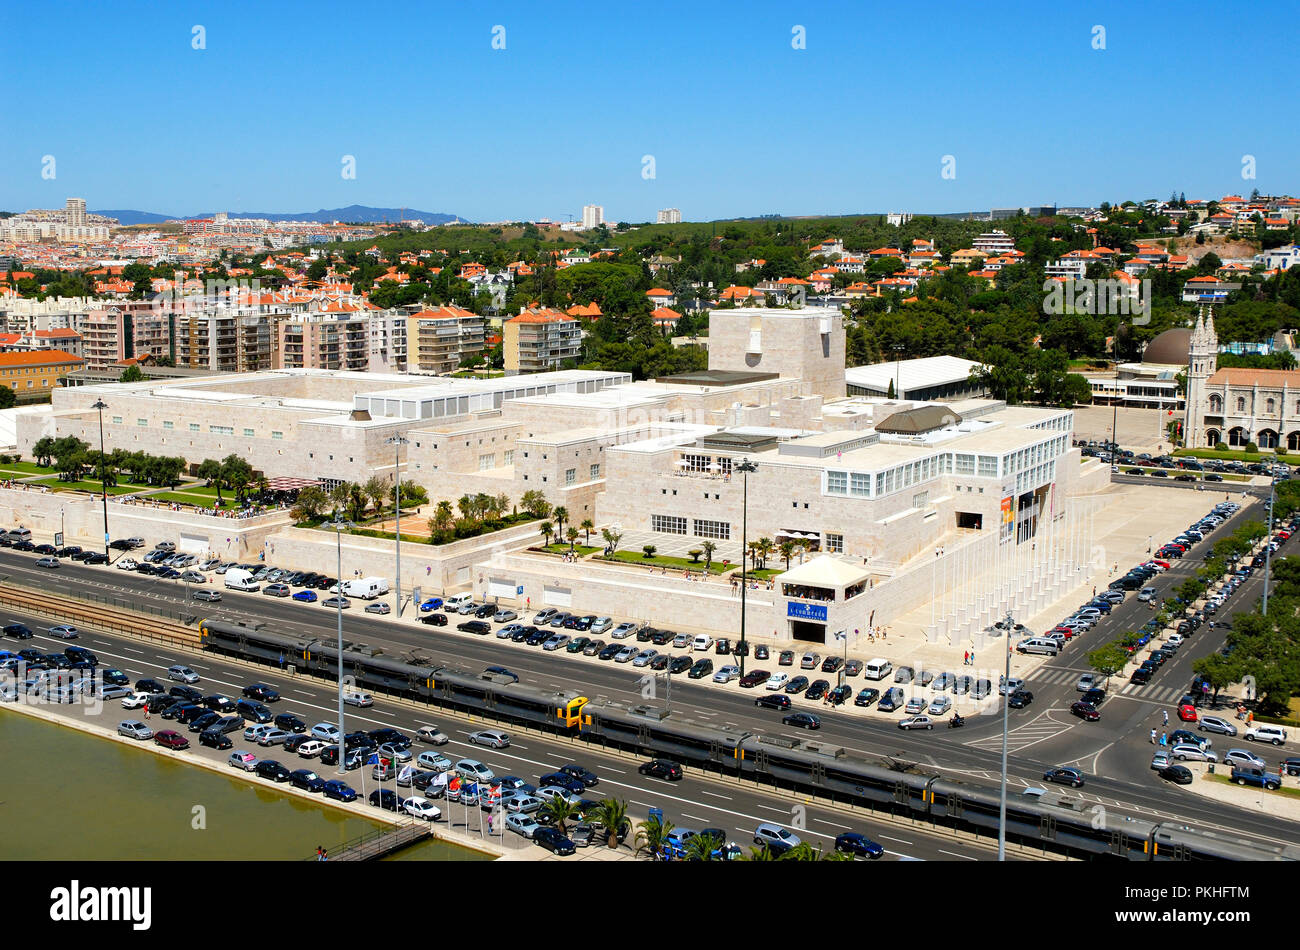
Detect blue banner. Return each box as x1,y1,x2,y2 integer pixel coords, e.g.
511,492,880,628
787,602,828,622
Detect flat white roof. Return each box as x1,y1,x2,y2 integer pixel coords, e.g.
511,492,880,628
845,356,982,392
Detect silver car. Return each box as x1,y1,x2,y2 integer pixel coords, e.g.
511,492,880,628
506,813,541,838
493,609,518,623
542,634,570,651
118,720,154,740
610,622,637,639
928,695,953,716
1171,743,1217,763
468,730,510,749
1198,716,1237,737
257,729,292,747
590,617,613,634
632,649,659,668
614,646,639,663
497,624,524,639
167,665,200,684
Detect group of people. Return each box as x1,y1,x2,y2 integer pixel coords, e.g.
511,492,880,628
729,576,775,594
2,481,50,493
314,846,328,861
962,650,976,665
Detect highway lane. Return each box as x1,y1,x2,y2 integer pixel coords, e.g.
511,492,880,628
0,612,1050,862
1,490,1297,848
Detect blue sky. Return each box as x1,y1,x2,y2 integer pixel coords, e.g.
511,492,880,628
3,0,1296,222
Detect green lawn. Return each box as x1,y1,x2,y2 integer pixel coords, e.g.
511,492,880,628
597,551,732,574
0,462,57,476
734,568,785,580
29,478,149,495
146,491,241,510
1205,772,1300,799
539,543,600,556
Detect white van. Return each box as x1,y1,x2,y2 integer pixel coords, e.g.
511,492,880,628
343,576,389,600
863,658,893,681
693,635,714,652
1245,724,1288,746
1016,637,1060,656
224,568,260,592
446,592,474,610
8,527,31,541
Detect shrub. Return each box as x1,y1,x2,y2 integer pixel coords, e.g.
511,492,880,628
642,545,657,559
1246,441,1259,453
687,549,703,563
1215,442,1228,452
1277,446,1288,457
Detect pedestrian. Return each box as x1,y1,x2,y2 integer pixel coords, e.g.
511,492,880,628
1092,586,1096,596
316,845,324,861
487,814,493,834
1160,732,1167,747
963,650,969,666
1162,709,1168,726
321,848,327,861
426,565,431,576
279,652,285,670
1150,728,1156,744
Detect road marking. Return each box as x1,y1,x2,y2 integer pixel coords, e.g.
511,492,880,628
294,690,314,696
938,848,977,860
122,647,143,654
877,833,912,844
756,804,786,813
700,790,730,800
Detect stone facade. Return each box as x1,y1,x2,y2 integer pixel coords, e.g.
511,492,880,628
707,307,847,400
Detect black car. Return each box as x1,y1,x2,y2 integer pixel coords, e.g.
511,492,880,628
1043,767,1085,788
821,656,845,674
826,685,852,706
457,620,492,635
785,675,810,694
1158,764,1194,785
754,645,770,661
714,638,731,655
169,685,203,704
649,654,670,671
198,729,232,750
804,679,830,701
834,832,884,859
532,826,576,856
597,642,623,661
420,612,448,626
292,769,327,793
1008,689,1034,708
368,727,411,748
64,646,97,665
242,683,281,703
1130,667,1152,685
160,702,198,722
688,659,714,679
368,789,404,811
134,563,159,576
200,694,236,713
255,760,292,783
187,711,221,733
101,668,131,686
283,733,314,754
275,713,307,733
637,627,657,643
4,623,33,640
55,546,82,558
12,540,35,551
539,772,587,794
754,693,791,710
136,678,166,695
210,716,245,735
42,653,72,669
854,687,880,707
559,764,599,787
525,627,551,646
146,694,179,714
638,759,683,781
783,712,821,730
474,604,496,619
668,655,693,675
1081,688,1106,707
651,629,675,646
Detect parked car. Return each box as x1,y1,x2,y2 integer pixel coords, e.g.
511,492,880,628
468,729,510,749
167,665,200,684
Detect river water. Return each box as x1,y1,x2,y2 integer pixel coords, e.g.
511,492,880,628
0,713,492,861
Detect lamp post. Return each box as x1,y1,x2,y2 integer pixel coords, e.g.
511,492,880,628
1263,474,1277,616
328,515,354,775
834,630,847,688
736,458,757,678
997,609,1013,861
892,344,905,399
386,434,409,617
92,399,109,557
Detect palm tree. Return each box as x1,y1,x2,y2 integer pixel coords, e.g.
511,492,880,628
539,796,578,836
565,527,580,551
757,537,775,570
457,494,475,523
540,521,555,546
580,518,594,545
593,798,629,849
495,492,511,519
742,844,777,862
778,540,795,571
635,813,675,859
682,834,717,861
701,539,717,569
553,506,569,537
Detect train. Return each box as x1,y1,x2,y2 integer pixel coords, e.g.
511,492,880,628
199,617,1298,861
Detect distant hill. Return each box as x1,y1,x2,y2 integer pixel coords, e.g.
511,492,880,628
94,206,466,226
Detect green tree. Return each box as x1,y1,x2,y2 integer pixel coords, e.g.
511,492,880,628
580,518,594,545
1191,652,1238,706
520,489,551,519
778,540,795,571
601,527,622,555
642,544,657,558
565,526,580,551
592,798,630,849
196,458,224,503
32,436,54,467
553,506,569,536
430,500,454,532
221,454,254,504
539,796,578,836
362,475,389,516
1087,643,1131,684
119,363,146,383
291,485,328,522
346,483,368,522
540,521,554,545
701,540,717,568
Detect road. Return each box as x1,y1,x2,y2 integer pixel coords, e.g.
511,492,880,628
2,484,1297,853
1,609,1051,862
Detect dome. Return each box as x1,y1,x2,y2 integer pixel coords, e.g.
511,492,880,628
1142,329,1192,366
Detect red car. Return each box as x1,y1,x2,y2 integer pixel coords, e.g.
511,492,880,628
1146,559,1171,570
1051,626,1076,640
1178,703,1198,722
155,730,190,750
1070,701,1101,721
1279,531,1292,541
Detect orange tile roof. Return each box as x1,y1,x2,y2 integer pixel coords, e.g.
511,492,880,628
0,349,82,367
1208,368,1300,387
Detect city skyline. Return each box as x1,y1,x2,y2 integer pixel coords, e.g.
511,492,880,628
3,0,1296,223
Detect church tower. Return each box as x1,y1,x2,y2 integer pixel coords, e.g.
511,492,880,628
1184,306,1218,448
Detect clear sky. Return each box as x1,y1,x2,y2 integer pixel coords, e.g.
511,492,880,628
3,0,1296,222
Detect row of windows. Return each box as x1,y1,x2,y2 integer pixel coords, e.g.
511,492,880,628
652,514,688,534
1003,436,1068,477
114,417,285,440
694,519,730,540
5,379,46,389
1210,394,1300,415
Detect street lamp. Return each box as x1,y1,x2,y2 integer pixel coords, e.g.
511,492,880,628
327,514,354,775
386,434,409,617
92,399,109,557
997,609,1013,861
834,630,847,688
892,344,905,399
736,458,757,677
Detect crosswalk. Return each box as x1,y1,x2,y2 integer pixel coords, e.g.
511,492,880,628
1028,666,1191,703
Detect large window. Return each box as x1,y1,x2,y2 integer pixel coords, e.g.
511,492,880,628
826,533,843,553
565,468,576,485
978,455,998,478
827,471,847,494
955,453,975,475
652,514,688,534
693,518,730,540
850,473,871,496
210,425,233,436
478,453,495,471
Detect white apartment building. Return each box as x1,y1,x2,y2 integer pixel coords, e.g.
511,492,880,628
972,230,1017,256
581,205,604,230
657,208,681,225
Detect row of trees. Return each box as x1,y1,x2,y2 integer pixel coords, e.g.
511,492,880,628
31,436,186,487
291,479,429,525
